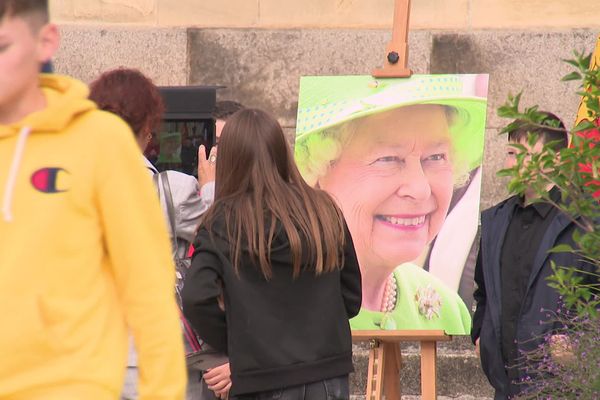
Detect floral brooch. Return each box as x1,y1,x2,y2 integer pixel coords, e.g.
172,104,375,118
415,285,442,320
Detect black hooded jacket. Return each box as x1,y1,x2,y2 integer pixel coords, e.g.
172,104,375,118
471,195,597,399
182,215,362,396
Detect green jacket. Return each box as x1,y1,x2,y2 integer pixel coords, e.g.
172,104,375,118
350,263,472,335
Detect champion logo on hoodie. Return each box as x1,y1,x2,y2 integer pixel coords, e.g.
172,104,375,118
31,168,70,193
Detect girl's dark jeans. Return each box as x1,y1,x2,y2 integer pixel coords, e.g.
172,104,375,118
230,375,349,400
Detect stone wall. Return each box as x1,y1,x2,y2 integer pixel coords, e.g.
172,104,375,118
51,0,600,30
55,26,189,85
55,25,599,208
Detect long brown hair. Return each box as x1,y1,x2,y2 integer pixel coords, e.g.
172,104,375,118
202,109,346,279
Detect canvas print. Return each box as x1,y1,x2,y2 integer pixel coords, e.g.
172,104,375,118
294,74,489,334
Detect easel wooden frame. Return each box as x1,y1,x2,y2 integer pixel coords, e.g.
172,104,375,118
359,1,451,398
353,331,451,400
372,0,413,78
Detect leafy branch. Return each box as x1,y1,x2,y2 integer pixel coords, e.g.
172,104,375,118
498,49,600,399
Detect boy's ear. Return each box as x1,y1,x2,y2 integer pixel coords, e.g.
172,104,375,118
37,23,59,65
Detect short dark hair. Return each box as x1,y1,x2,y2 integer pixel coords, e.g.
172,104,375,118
89,68,165,138
213,100,245,121
0,0,49,24
508,112,568,151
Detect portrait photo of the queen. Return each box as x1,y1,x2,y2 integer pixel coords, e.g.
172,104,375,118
295,74,489,334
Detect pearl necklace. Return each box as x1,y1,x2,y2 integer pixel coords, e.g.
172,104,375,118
380,274,398,313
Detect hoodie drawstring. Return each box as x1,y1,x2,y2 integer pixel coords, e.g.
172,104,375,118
2,127,31,222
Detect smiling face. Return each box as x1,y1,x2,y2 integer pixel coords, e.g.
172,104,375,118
318,105,455,275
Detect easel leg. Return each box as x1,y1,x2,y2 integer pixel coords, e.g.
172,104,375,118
366,341,385,400
383,342,401,399
420,341,437,400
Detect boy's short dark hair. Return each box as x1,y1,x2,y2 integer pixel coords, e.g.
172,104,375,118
0,0,48,24
508,111,569,151
213,100,245,121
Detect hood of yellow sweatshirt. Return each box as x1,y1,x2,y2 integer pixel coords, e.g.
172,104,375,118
1,74,96,222
0,74,96,137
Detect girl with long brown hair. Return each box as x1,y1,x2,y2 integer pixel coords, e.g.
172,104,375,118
182,109,362,399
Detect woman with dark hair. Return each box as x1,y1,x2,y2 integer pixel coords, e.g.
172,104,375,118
182,109,362,399
89,68,216,400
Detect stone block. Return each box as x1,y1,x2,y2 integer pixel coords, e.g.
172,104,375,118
52,0,156,23
471,0,600,30
157,0,259,27
482,128,510,209
49,0,75,21
258,0,348,28
411,0,469,30
258,0,468,29
430,30,598,130
49,0,600,31
54,25,188,86
188,29,432,128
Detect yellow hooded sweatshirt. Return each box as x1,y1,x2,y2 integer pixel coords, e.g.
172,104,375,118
0,75,186,400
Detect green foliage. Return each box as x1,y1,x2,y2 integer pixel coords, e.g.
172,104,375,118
516,313,600,400
498,50,600,399
497,50,600,314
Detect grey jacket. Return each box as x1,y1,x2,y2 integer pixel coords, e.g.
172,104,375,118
127,158,214,368
145,158,214,259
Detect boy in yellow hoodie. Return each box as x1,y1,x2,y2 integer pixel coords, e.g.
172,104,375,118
0,1,186,399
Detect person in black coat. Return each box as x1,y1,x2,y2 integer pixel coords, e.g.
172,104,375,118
471,113,597,399
182,109,362,399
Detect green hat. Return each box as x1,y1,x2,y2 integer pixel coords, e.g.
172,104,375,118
295,74,488,182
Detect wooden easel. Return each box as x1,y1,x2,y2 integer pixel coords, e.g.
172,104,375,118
360,1,450,397
359,2,450,397
353,330,451,400
372,0,412,78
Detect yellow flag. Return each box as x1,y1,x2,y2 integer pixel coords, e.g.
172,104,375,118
576,34,600,125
